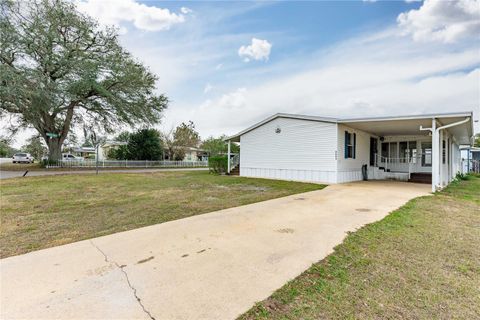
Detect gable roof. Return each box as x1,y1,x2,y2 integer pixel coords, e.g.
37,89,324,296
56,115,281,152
224,113,337,142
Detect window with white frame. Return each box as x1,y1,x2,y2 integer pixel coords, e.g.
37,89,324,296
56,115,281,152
344,131,356,159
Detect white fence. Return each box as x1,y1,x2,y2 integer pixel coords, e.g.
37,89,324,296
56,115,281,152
46,159,208,169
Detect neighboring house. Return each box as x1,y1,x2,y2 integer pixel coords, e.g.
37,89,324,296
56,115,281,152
100,140,128,160
183,147,209,161
225,111,474,192
164,147,209,161
461,146,480,173
72,141,127,160
72,146,96,159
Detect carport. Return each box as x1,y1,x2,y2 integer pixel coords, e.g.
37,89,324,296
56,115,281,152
339,112,474,192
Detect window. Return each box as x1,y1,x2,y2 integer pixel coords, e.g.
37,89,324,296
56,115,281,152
381,142,389,159
399,141,417,163
422,142,432,167
344,131,356,159
399,142,408,163
389,142,398,160
369,137,378,166
408,141,417,163
442,140,446,164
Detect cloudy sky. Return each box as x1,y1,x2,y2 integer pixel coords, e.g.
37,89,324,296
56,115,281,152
8,0,480,145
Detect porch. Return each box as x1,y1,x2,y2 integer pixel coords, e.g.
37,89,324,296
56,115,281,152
340,112,473,192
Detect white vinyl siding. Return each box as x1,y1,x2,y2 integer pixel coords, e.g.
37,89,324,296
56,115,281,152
337,124,371,182
240,117,337,183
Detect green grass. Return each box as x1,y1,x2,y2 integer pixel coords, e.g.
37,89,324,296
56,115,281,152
0,170,324,258
239,175,480,320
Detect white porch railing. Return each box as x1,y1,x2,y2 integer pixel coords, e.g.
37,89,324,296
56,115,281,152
229,154,240,173
374,154,431,179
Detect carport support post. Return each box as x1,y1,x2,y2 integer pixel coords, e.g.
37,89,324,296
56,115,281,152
227,140,231,174
431,119,438,193
439,129,443,187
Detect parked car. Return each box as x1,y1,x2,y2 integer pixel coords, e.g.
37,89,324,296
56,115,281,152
62,153,84,161
12,153,34,164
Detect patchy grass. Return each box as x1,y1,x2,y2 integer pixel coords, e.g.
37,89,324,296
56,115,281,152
0,162,43,171
239,176,480,320
0,170,324,258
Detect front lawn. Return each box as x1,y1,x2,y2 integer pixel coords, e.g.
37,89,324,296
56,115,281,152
240,175,480,320
0,162,43,171
0,170,324,258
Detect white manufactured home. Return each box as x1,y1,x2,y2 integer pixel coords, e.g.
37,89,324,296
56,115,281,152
225,111,475,192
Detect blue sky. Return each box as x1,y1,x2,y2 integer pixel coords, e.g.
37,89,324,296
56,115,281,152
7,0,480,146
119,0,424,99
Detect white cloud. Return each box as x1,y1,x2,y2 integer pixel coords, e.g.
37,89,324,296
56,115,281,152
205,88,247,109
204,83,214,94
180,7,193,14
397,0,480,43
75,0,185,32
184,31,479,138
238,38,272,62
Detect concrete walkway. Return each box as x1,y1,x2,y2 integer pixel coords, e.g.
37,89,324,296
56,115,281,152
0,181,430,320
0,167,208,180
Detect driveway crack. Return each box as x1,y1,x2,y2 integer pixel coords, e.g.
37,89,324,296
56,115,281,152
89,240,156,320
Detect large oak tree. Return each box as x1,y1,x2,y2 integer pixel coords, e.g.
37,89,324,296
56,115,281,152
0,0,168,159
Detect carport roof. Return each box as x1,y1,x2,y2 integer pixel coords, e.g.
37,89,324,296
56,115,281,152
226,111,474,144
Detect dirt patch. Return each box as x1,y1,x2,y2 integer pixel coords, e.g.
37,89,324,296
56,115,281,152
238,185,269,192
355,208,371,212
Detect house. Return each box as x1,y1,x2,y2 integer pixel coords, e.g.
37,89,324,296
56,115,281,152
461,146,480,173
164,147,209,162
71,141,127,160
100,140,128,160
182,147,209,162
225,111,475,192
72,146,96,159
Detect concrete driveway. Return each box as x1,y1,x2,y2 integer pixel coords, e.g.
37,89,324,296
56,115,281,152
0,181,430,320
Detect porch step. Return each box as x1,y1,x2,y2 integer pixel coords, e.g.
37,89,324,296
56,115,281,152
409,173,432,184
229,166,240,176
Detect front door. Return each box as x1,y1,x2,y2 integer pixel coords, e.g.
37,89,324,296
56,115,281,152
370,137,378,166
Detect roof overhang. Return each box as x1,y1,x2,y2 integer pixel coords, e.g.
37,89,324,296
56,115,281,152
339,111,473,145
225,111,474,145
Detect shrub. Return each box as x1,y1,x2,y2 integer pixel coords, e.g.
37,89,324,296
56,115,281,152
208,155,228,174
455,172,469,181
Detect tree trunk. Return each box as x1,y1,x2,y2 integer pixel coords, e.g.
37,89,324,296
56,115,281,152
41,102,77,162
46,138,63,161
